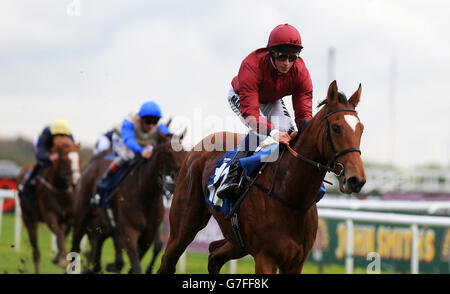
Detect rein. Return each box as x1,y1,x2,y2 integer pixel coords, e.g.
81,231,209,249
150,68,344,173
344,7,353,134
286,108,361,176
37,176,72,194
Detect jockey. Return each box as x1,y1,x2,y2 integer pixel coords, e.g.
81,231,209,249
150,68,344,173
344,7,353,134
90,100,170,206
92,130,114,155
19,118,75,200
216,23,313,200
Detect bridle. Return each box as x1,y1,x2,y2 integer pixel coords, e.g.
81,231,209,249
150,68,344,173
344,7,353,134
285,107,361,177
36,153,75,195
156,141,179,198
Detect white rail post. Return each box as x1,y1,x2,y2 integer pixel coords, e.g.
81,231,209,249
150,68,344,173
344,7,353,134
0,198,4,237
14,193,22,252
411,224,419,274
229,259,237,274
51,234,57,253
346,219,354,274
80,235,88,251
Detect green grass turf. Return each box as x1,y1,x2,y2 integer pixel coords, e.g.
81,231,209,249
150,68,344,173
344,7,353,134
0,213,398,274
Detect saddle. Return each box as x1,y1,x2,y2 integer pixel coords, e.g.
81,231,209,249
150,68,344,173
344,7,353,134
205,137,280,215
94,156,140,209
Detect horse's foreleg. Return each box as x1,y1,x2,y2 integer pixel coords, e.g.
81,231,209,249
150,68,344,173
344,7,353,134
105,228,125,273
23,218,40,274
44,213,69,268
71,208,91,254
298,205,318,274
208,239,247,274
157,197,210,274
83,232,108,273
145,233,163,274
279,246,304,274
121,227,142,274
254,253,278,274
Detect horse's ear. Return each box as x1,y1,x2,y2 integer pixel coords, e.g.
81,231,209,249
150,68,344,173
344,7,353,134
166,117,172,128
156,129,168,140
327,80,339,104
171,128,187,149
348,83,362,108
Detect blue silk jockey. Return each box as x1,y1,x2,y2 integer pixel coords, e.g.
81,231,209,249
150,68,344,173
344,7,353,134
90,101,170,205
92,130,114,155
18,119,75,201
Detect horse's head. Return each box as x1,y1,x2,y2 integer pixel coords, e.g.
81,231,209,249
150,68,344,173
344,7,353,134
51,136,81,189
153,129,188,195
318,81,366,193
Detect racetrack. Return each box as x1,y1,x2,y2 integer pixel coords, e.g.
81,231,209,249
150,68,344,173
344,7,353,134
0,213,400,274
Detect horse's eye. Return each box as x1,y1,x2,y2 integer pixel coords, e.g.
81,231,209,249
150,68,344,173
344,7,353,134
332,124,341,134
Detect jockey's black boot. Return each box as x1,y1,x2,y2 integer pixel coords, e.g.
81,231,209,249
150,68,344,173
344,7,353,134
216,150,250,200
18,163,43,203
90,162,120,206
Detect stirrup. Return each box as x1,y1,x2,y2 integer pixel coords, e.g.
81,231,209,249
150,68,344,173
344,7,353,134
89,194,101,206
216,173,245,199
217,184,239,200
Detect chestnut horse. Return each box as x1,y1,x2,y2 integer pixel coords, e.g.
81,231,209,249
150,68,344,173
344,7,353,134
71,131,187,274
17,136,81,273
158,81,366,274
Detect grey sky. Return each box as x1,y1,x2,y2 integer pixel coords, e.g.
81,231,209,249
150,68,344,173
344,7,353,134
1,0,449,168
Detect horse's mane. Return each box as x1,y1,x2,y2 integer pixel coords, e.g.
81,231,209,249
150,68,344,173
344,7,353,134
317,92,348,108
290,91,349,145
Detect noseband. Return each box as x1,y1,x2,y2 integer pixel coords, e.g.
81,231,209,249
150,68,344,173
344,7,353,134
323,108,361,175
286,108,361,176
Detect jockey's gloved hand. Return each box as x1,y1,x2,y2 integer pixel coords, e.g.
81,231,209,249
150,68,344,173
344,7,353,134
270,129,291,145
141,145,154,159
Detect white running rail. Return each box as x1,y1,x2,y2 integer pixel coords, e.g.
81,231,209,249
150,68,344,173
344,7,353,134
318,208,450,274
0,189,21,252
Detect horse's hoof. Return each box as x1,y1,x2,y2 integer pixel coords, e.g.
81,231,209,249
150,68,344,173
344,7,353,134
83,268,102,274
106,262,124,273
58,258,69,268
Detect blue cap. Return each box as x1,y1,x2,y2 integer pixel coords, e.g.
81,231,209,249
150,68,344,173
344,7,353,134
138,101,162,118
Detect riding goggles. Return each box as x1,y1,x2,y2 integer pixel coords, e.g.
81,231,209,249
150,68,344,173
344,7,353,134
141,115,160,125
272,51,300,62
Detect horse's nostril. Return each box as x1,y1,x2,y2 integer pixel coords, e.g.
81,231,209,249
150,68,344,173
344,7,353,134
360,179,366,187
347,176,359,186
347,176,365,190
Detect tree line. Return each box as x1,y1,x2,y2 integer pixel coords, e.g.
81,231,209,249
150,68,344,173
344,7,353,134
0,136,93,168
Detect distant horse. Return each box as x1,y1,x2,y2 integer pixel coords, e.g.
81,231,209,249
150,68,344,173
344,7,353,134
17,136,81,273
71,130,187,274
158,81,366,274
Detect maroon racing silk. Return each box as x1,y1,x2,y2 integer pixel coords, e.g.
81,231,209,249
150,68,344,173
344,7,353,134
231,48,312,133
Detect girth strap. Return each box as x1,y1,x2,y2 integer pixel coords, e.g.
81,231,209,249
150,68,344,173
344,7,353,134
230,213,247,252
251,179,312,211
37,176,72,194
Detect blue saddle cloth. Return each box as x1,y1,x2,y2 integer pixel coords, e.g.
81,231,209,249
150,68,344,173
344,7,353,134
93,154,132,209
18,170,37,208
205,138,326,214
